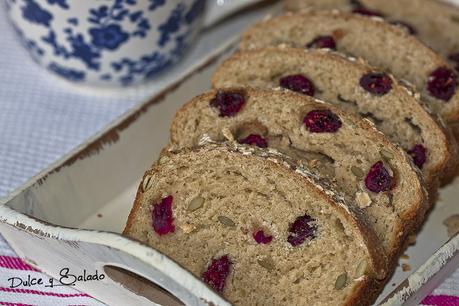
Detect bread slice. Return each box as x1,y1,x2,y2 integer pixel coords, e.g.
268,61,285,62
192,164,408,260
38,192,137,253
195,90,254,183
170,88,428,265
239,10,459,123
124,143,387,306
211,48,458,189
284,0,459,61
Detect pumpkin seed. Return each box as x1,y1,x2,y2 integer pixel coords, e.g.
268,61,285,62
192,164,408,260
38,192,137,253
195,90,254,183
351,166,364,178
335,272,348,290
355,192,372,208
355,260,368,278
257,257,275,271
218,216,236,228
141,175,153,192
188,196,204,211
380,149,394,161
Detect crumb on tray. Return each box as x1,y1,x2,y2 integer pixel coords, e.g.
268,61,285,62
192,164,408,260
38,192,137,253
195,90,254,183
400,254,409,260
402,263,411,272
443,214,459,238
407,234,417,245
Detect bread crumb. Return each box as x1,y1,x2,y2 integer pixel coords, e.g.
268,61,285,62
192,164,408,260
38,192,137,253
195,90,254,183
407,234,417,245
400,254,409,260
262,14,272,21
222,128,235,142
277,43,289,49
443,214,459,238
355,192,372,208
180,223,195,234
332,29,346,40
402,263,411,272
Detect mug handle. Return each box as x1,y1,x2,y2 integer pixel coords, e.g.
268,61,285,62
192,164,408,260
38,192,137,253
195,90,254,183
203,0,265,27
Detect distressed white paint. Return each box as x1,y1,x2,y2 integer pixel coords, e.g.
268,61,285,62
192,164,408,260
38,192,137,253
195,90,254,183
382,235,459,306
0,206,229,306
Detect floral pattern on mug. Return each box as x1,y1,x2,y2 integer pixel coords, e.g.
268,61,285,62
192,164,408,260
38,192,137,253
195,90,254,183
7,0,206,86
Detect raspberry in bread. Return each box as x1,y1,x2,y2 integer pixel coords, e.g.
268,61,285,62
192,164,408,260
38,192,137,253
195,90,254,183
211,48,458,189
239,10,459,123
123,143,387,306
284,0,459,64
170,88,428,265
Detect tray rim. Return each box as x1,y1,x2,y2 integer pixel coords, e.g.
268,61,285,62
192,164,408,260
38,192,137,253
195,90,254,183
0,204,231,306
0,32,458,306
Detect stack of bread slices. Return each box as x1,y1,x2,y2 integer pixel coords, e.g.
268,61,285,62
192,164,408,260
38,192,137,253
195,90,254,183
123,1,459,305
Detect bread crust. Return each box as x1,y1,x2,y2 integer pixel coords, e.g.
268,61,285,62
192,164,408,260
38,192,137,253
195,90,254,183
239,10,459,123
124,143,388,305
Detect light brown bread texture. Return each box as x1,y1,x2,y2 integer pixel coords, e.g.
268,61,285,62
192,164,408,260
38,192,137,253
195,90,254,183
124,143,387,306
212,47,458,189
284,0,459,59
239,10,459,123
170,88,428,265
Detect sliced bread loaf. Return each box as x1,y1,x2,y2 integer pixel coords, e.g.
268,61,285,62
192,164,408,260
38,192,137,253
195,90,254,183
284,0,459,62
211,48,458,188
170,88,428,264
239,10,459,123
124,143,387,306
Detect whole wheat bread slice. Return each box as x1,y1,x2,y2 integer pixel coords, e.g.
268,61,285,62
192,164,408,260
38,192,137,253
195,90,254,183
239,10,459,124
124,143,387,306
284,0,459,61
170,88,428,265
211,48,458,188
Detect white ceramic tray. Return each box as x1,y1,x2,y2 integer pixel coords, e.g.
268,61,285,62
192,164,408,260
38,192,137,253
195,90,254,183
1,3,459,306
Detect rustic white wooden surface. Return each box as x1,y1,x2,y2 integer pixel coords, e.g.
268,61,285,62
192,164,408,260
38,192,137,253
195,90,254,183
0,205,231,306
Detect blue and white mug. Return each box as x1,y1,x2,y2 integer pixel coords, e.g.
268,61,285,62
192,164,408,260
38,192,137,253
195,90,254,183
5,0,259,87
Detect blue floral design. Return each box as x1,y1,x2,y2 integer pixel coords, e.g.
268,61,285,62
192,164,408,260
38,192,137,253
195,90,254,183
185,0,205,24
42,30,70,57
69,32,101,70
148,0,165,11
42,0,144,71
157,1,204,47
67,17,78,26
47,0,69,9
21,0,53,27
48,62,85,82
42,29,101,70
158,4,186,47
11,0,199,84
87,1,150,39
170,30,191,59
89,24,129,50
144,58,171,80
111,51,172,85
100,73,112,81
